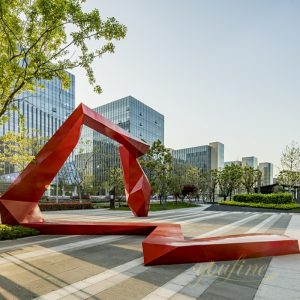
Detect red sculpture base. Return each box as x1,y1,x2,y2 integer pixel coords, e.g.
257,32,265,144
22,221,300,266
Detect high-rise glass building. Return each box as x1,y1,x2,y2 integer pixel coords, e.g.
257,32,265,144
259,162,273,186
172,142,224,172
78,96,164,187
0,73,75,176
94,96,164,144
242,156,258,169
210,142,225,170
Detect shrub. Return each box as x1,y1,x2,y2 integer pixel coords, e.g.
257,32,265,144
0,225,39,240
39,202,93,211
233,193,292,204
220,200,300,210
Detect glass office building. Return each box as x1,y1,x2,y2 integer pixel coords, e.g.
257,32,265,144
0,73,75,176
242,156,258,169
259,162,273,186
79,96,164,187
94,96,164,144
172,142,224,173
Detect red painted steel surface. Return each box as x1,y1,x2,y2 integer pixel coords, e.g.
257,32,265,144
22,221,300,266
1,103,299,265
0,103,151,223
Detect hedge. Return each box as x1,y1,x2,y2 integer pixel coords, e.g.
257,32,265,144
220,200,300,210
0,225,39,240
233,193,292,204
39,202,93,211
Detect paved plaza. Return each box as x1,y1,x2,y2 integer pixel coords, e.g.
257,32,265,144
0,206,300,300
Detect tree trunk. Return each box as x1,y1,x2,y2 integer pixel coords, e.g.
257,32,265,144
78,185,83,204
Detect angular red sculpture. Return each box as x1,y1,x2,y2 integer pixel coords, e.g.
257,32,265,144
0,103,151,223
21,221,299,266
0,103,299,266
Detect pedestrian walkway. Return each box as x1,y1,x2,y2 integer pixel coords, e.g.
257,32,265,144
0,207,299,299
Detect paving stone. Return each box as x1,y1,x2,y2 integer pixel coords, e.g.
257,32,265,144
170,293,195,300
0,209,298,300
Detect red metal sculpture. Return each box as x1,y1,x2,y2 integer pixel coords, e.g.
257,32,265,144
0,103,151,223
22,221,300,265
0,103,299,265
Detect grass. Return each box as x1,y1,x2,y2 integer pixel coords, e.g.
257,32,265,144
93,202,198,211
0,225,39,240
220,200,300,210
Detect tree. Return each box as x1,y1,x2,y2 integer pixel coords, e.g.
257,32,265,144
241,166,261,194
278,141,300,195
197,171,209,202
104,167,124,208
82,175,100,196
0,0,127,120
169,160,188,203
0,126,46,172
217,167,230,200
186,167,200,186
281,141,300,172
217,165,242,200
182,184,197,202
206,170,219,203
169,173,182,204
140,140,173,205
73,151,93,202
277,170,300,191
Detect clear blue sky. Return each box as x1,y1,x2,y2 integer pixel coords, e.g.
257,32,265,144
72,0,300,175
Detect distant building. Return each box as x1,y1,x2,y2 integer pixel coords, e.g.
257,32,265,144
79,96,164,186
172,142,224,173
242,156,258,169
259,162,273,186
210,142,224,170
224,160,242,167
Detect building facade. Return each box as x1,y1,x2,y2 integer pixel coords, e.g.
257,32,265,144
258,162,273,186
0,73,75,180
79,96,164,188
172,142,224,173
210,142,225,170
1,74,75,139
94,96,164,144
242,156,258,169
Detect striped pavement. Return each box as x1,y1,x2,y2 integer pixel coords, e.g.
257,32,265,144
0,206,299,299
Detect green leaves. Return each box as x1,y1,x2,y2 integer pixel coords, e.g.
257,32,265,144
0,225,39,240
0,127,47,172
0,0,127,119
241,166,261,194
140,140,173,198
279,141,300,195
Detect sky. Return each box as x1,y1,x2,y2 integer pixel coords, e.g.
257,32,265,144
71,0,300,175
